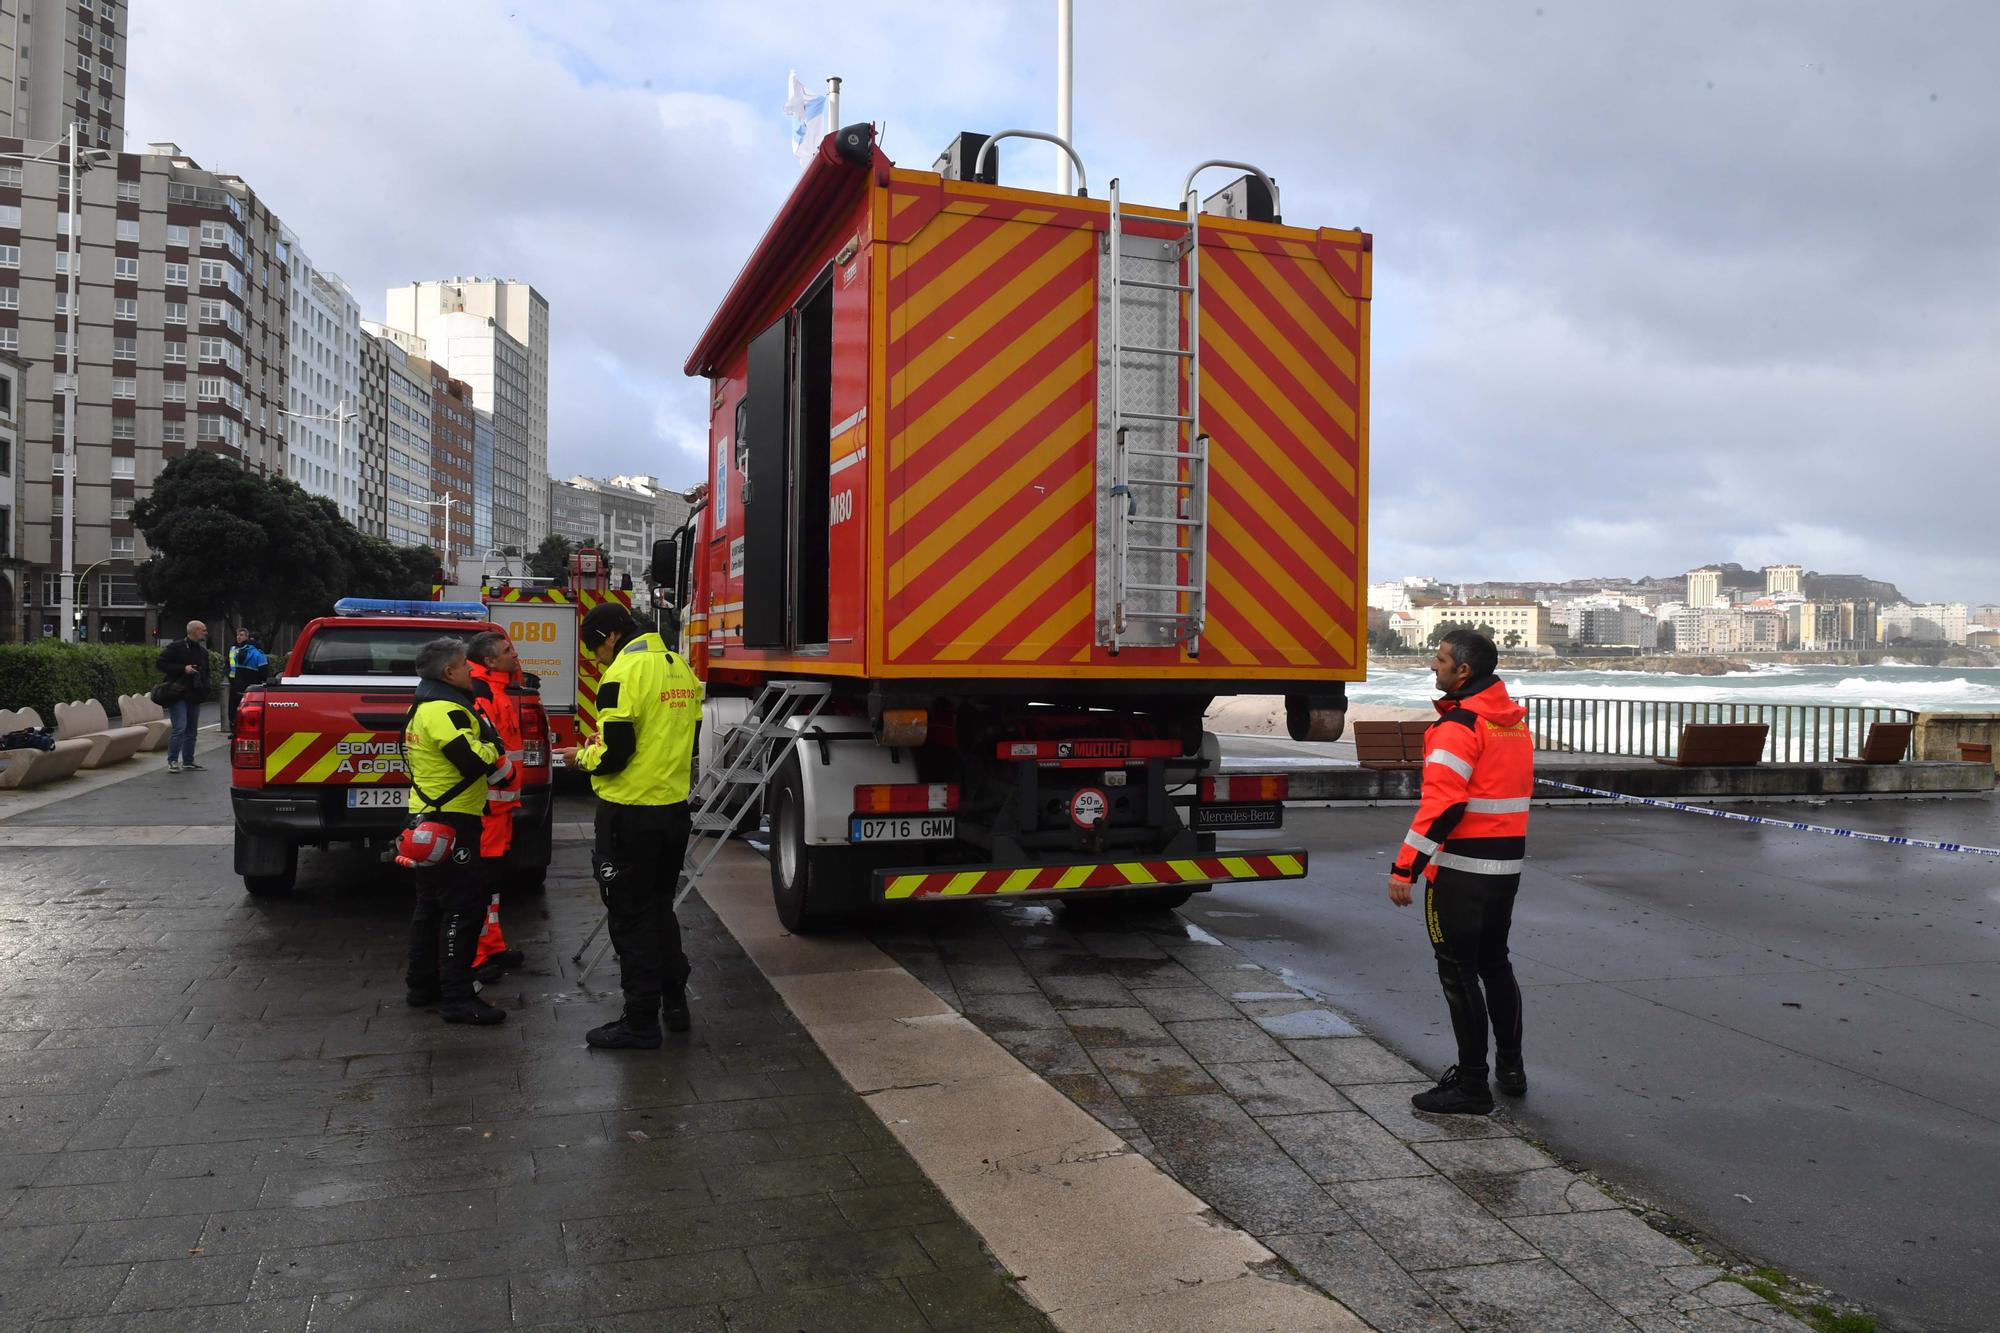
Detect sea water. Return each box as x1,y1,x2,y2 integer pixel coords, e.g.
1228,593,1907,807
1357,662,2000,716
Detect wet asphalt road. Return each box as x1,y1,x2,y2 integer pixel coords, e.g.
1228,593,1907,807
1183,794,2000,1333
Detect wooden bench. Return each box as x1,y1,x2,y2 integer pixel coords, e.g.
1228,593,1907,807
1836,721,1913,765
53,699,150,768
1961,742,1994,766
1655,722,1768,767
1354,719,1430,770
0,707,93,790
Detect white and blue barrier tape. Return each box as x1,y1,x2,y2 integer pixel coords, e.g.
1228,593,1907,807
1534,778,2000,858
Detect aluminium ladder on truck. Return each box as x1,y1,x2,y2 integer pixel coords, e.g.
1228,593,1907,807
572,680,831,984
1098,178,1211,655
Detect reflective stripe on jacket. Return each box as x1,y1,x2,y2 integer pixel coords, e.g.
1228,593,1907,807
574,632,702,807
469,660,526,856
404,679,503,819
1391,674,1533,885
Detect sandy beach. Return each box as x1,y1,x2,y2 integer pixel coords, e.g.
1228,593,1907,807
1202,694,1432,736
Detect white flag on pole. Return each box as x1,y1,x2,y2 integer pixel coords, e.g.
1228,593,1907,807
784,71,828,165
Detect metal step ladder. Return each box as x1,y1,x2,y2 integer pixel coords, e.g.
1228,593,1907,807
573,679,832,984
1096,178,1210,653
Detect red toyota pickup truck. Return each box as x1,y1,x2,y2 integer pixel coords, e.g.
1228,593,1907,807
229,599,555,897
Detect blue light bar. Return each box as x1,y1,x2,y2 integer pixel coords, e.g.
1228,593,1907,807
333,598,491,619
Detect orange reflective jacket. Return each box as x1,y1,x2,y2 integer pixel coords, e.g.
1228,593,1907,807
468,661,524,858
1390,675,1534,885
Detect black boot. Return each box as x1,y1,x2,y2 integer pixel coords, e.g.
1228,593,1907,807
587,1013,663,1050
1411,1065,1494,1116
663,987,690,1034
405,987,441,1008
1495,1051,1528,1096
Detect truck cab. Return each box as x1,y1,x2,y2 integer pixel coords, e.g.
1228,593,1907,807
229,600,555,896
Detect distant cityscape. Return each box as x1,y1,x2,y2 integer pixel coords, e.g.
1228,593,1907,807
1368,564,2000,656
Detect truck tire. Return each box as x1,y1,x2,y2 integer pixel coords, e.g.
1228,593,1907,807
235,829,297,898
1060,886,1195,917
768,756,847,934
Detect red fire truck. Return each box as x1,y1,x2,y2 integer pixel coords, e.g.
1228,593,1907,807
670,125,1368,931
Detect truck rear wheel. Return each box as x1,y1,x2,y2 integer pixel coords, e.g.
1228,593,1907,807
768,756,848,934
235,830,297,898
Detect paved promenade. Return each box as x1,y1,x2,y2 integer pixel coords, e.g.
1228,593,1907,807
0,764,1047,1331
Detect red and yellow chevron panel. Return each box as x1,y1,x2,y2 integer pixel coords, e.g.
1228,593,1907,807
883,196,1100,669
873,175,1367,682
1198,230,1365,671
262,731,405,786
877,850,1307,902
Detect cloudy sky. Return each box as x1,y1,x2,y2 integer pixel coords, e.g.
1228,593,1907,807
129,2,1997,602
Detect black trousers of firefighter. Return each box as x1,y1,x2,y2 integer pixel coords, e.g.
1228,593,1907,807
1424,868,1524,1078
406,813,490,1002
594,800,693,1025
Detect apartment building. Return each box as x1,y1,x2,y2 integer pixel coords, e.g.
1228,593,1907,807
548,473,692,583
281,227,362,525
1879,602,1969,645
428,364,473,576
385,279,547,552
1684,567,1722,609
0,0,126,152
1762,564,1802,596
1672,607,1786,654
7,140,289,641
0,351,25,638
1410,601,1555,651
360,322,435,550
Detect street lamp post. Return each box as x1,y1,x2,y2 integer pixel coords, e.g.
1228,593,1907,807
0,125,114,641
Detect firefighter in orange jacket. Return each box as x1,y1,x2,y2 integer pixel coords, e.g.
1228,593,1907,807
1388,628,1534,1117
466,631,529,979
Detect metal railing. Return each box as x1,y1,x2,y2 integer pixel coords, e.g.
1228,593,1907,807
1519,696,1917,764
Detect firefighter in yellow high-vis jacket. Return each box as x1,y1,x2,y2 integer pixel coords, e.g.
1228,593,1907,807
401,637,514,1027
558,603,703,1050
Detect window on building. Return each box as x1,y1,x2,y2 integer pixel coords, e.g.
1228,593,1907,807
110,535,133,556
0,166,20,187
113,296,136,321
50,452,67,475
0,329,16,352
198,298,224,325
53,374,74,393
54,250,78,275
199,221,225,247
162,340,185,364
0,246,16,268
197,415,224,441
54,332,72,356
196,376,224,402
101,575,144,609
115,218,138,242
112,377,135,399
114,256,137,279
197,336,226,363
54,290,71,314
0,204,19,228
162,420,185,444
113,336,134,361
117,179,140,203
112,417,134,440
161,381,186,403
164,261,187,286
76,53,92,73
55,210,78,235
164,301,186,325
110,495,133,518
0,287,16,311
165,223,188,247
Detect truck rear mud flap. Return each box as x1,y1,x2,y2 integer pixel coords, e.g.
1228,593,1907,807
875,851,1307,903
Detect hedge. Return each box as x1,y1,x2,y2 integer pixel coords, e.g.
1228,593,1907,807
0,642,226,723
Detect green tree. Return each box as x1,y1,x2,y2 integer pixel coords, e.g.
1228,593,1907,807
132,452,437,638
525,534,574,585
1426,620,1474,649
1503,629,1523,648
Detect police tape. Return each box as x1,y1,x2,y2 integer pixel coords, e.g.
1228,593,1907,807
1534,778,2000,858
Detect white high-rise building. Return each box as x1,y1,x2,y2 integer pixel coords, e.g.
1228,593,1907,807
1685,567,1722,608
282,229,362,524
384,279,547,553
1763,564,1803,596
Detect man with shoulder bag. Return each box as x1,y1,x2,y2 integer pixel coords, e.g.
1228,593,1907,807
155,620,211,774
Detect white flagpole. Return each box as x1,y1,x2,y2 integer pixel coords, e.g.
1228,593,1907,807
827,76,842,130
1056,0,1074,193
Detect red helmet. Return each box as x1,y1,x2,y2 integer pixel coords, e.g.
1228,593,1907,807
394,820,458,869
